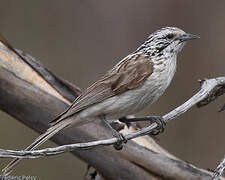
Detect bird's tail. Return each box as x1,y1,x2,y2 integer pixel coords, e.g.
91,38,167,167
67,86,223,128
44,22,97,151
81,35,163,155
2,119,73,175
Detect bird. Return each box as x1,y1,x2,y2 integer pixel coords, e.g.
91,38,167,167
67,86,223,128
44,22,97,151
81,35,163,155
2,27,199,175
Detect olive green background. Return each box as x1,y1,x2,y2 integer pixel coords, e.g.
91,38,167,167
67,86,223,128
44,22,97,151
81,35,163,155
0,1,224,179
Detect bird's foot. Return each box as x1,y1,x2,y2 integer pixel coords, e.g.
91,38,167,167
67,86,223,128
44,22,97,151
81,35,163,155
119,116,166,135
119,117,132,128
111,129,127,150
149,116,166,135
99,115,127,150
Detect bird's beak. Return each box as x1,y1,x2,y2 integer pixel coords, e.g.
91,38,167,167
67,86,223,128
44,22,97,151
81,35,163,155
179,33,200,42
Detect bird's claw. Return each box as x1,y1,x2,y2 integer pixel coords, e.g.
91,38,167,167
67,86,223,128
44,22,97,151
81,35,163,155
150,116,166,135
112,131,127,150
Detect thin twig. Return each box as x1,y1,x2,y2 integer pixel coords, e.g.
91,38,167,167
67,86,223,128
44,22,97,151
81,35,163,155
212,155,225,180
0,77,224,159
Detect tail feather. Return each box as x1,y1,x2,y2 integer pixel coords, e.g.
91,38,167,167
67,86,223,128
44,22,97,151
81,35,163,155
2,119,72,175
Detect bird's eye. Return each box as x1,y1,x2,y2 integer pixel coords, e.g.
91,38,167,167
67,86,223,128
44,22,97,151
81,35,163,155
166,34,174,39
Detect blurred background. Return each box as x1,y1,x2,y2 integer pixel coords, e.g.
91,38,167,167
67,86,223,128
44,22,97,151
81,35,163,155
0,0,224,179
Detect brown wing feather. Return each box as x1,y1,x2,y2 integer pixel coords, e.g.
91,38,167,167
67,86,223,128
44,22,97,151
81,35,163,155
50,53,153,125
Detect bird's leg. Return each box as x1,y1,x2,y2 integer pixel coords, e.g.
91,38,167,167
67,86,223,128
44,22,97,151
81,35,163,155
100,115,127,150
119,116,166,135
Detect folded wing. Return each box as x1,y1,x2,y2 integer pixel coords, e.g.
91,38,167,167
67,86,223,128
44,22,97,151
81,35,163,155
50,53,153,125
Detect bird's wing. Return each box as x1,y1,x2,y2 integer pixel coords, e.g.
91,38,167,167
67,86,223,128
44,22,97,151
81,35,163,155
50,53,153,125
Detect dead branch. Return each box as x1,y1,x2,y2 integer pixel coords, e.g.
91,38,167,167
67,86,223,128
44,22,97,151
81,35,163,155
0,77,224,158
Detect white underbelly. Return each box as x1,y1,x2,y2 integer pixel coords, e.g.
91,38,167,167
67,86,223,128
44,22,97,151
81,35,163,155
79,72,172,121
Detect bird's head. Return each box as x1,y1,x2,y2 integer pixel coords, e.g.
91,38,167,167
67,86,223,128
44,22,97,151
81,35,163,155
137,27,199,59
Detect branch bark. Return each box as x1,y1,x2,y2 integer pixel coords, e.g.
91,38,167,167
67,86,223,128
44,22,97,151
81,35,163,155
0,35,224,180
213,155,225,180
